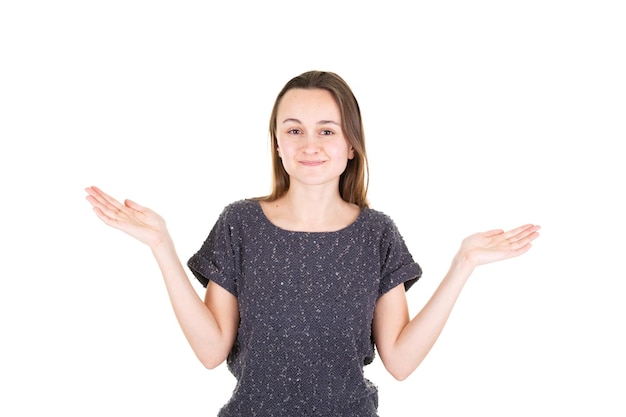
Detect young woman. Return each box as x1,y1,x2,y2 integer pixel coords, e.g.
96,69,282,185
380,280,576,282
85,70,540,416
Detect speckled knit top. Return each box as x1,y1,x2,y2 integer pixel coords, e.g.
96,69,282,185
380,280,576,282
187,199,421,417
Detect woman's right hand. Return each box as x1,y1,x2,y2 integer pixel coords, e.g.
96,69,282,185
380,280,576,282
85,186,169,249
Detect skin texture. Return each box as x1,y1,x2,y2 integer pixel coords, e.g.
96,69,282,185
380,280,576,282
85,87,540,380
372,225,539,380
84,187,239,369
276,88,354,189
261,88,359,232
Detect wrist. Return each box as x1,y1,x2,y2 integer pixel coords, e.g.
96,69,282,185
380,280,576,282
149,231,175,253
451,251,476,276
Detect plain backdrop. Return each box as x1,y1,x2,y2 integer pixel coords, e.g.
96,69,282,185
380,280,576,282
1,1,624,416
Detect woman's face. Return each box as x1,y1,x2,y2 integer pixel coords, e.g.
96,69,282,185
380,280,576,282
275,88,354,189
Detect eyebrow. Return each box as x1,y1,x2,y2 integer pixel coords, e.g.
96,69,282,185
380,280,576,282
281,118,340,126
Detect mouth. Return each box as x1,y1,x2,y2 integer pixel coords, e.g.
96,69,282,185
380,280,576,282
299,160,326,167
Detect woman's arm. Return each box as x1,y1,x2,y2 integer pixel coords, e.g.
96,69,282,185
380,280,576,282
85,186,239,369
373,224,540,381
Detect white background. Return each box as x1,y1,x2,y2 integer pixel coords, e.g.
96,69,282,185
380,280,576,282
1,1,624,416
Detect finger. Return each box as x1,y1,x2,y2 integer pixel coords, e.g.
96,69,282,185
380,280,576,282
91,205,120,227
511,230,540,249
505,229,540,252
85,186,130,220
512,225,541,243
87,186,126,212
85,192,118,217
124,198,145,212
504,224,539,240
510,242,533,257
85,186,116,209
86,195,124,224
86,195,126,222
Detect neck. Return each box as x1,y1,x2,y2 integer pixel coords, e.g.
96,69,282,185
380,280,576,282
261,185,359,233
282,187,345,222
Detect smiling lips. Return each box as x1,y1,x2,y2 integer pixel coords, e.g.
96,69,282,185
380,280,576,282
299,160,326,167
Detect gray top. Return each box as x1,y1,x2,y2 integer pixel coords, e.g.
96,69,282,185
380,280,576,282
188,199,421,417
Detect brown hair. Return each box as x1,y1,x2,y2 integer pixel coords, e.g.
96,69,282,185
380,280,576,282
262,70,369,208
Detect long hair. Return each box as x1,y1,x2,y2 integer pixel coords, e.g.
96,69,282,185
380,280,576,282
262,71,369,208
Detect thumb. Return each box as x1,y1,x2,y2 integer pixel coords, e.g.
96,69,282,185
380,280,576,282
124,199,145,212
483,229,504,237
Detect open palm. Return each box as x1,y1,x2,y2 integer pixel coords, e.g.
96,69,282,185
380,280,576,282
460,224,540,267
85,186,167,248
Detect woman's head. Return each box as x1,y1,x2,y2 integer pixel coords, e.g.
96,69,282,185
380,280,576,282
266,71,369,208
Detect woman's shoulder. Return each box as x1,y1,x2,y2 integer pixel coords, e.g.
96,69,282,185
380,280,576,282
222,198,258,210
218,198,261,219
358,206,411,243
360,206,397,228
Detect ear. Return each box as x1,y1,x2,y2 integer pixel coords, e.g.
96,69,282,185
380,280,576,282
348,146,355,160
276,146,282,158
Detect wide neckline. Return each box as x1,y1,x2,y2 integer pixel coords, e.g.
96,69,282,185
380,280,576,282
252,199,366,235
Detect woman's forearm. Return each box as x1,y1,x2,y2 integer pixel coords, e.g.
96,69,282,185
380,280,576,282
84,186,237,368
378,224,539,380
150,236,232,368
391,255,475,379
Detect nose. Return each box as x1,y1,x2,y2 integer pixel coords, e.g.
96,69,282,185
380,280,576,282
301,134,321,154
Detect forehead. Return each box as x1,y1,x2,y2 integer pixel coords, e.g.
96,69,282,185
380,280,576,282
277,88,340,119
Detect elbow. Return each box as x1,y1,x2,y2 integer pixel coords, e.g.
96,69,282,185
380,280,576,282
200,357,224,370
383,356,420,381
380,345,428,381
387,367,413,382
202,361,222,370
200,355,227,370
392,372,409,382
379,352,408,381
197,348,229,370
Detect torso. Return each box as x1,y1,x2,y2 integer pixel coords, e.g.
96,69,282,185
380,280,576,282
187,199,422,417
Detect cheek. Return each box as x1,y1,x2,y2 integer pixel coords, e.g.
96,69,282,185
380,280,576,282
275,137,286,157
276,139,297,159
334,143,354,159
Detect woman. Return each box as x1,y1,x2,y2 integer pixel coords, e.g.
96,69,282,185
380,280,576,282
85,70,539,416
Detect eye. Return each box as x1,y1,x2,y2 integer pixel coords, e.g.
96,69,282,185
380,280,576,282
320,129,334,136
287,128,302,135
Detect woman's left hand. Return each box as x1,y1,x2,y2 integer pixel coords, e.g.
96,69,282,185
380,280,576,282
458,224,541,268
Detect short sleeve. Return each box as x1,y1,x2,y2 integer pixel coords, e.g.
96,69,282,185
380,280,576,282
378,219,422,298
187,206,239,297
